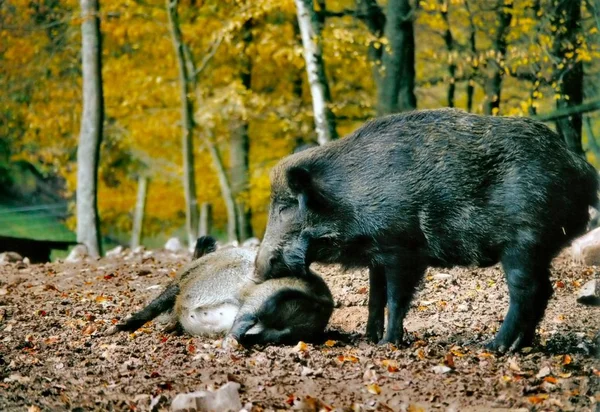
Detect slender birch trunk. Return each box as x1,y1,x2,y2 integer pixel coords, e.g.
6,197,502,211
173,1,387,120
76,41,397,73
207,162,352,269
294,0,337,145
76,0,104,258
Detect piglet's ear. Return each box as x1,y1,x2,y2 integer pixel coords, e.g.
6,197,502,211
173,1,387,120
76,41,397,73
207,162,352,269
286,166,329,212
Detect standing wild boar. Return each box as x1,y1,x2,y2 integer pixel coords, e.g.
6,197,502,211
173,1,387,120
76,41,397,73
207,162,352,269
256,108,599,353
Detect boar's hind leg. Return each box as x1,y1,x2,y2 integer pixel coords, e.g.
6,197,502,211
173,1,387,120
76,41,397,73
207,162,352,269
488,250,553,353
366,266,387,342
380,257,427,345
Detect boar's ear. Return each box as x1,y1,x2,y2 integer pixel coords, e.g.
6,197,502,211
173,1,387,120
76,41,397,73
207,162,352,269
286,166,329,211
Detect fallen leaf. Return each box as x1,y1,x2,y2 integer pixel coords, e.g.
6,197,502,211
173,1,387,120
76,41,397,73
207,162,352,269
324,340,336,347
562,354,572,365
381,359,399,372
444,353,455,368
357,287,368,294
536,366,551,378
555,280,565,288
43,337,59,345
478,351,495,359
416,349,426,360
508,358,521,372
543,376,557,384
82,324,96,335
528,394,549,404
366,383,381,394
450,346,466,357
5,374,31,384
558,372,572,378
337,355,359,363
286,394,296,406
294,341,308,352
95,295,108,304
291,395,332,411
43,284,59,292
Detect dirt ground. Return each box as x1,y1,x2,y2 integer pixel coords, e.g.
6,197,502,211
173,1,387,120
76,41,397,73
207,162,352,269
0,246,598,411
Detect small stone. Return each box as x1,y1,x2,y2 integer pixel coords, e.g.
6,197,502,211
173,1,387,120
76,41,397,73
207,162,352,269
577,279,600,306
0,252,23,264
433,273,452,280
457,304,469,312
164,237,184,253
431,365,452,374
65,245,88,262
105,245,124,257
171,382,241,412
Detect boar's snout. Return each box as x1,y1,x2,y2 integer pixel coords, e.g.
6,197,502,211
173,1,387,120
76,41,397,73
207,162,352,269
255,243,278,280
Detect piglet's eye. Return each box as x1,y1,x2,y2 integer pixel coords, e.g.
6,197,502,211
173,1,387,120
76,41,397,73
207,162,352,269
278,205,290,214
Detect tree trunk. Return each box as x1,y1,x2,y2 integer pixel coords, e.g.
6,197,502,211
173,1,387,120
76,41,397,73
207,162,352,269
584,117,600,159
294,0,338,145
166,0,199,248
483,0,512,115
130,175,148,249
354,0,386,96
76,0,104,258
440,0,456,108
552,0,584,156
377,0,417,115
464,0,477,112
198,202,213,237
205,135,239,242
180,33,238,243
229,20,253,241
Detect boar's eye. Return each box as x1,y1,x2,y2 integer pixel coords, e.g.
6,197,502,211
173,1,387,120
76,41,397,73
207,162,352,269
277,204,291,214
277,199,297,215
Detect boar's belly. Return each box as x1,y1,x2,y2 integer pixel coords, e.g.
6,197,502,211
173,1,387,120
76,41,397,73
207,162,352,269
179,303,240,336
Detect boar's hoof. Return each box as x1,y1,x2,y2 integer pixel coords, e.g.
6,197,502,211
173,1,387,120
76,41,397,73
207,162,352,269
485,334,528,354
365,325,384,343
377,338,404,347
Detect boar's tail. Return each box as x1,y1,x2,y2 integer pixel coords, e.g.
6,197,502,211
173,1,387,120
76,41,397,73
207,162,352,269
106,283,179,335
193,236,217,259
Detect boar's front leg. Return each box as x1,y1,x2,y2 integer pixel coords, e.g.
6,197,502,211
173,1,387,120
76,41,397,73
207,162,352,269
366,266,387,342
380,255,426,345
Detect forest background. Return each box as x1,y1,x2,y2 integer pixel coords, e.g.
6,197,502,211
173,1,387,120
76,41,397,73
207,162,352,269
1,0,599,254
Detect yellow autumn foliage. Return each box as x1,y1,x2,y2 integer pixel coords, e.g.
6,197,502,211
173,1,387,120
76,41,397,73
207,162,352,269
1,0,598,241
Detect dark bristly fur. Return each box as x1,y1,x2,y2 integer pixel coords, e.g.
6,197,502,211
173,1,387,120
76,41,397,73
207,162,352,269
256,107,599,353
193,236,217,259
112,283,180,333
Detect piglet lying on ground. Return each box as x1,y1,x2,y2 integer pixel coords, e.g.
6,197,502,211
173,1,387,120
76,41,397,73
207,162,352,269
107,236,334,346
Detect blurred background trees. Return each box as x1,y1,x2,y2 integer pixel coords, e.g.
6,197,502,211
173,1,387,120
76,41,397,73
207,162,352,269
1,0,599,253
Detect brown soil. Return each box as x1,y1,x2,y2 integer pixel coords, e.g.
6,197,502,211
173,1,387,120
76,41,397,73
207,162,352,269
0,248,598,411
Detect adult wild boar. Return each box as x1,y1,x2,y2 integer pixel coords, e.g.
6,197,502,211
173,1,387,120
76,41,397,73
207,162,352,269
256,108,599,353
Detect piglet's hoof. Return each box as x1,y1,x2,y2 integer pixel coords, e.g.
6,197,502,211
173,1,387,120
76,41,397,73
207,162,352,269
222,335,241,350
